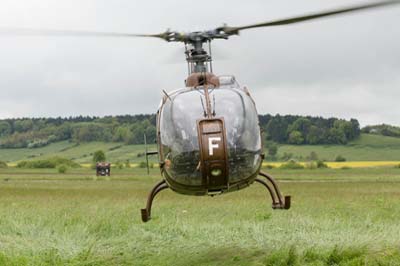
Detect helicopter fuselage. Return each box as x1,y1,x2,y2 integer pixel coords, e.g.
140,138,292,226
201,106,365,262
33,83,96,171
156,73,263,196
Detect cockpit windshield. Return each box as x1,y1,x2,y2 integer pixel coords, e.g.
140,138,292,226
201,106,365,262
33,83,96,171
160,76,262,186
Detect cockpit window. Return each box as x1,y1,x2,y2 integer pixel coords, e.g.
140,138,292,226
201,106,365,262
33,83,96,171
160,81,262,186
160,89,204,185
208,85,262,182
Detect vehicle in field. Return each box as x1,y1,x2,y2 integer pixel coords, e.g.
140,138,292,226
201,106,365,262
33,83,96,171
96,162,111,176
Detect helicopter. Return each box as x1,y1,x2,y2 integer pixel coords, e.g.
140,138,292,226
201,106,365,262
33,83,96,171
1,1,399,222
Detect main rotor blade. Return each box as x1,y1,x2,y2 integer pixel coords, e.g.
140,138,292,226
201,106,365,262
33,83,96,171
0,28,171,40
220,0,400,35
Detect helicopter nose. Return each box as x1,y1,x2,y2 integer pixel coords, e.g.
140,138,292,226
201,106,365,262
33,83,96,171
197,118,229,192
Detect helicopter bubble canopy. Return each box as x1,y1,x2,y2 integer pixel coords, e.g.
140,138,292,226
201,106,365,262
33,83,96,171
159,76,262,194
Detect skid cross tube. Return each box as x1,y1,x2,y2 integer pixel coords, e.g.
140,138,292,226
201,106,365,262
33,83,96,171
141,180,169,222
257,171,291,210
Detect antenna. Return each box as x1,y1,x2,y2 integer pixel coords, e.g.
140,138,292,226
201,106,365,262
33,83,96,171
144,133,150,175
143,133,159,175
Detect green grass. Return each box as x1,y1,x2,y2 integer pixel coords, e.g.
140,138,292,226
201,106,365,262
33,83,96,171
0,167,400,265
0,141,158,164
278,133,400,161
0,141,73,162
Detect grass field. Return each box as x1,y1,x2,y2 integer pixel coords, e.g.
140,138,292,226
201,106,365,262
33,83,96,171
278,134,400,161
1,167,400,265
0,141,158,164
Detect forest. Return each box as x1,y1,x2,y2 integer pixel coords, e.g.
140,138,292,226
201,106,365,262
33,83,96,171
361,124,400,138
259,114,361,145
0,114,363,148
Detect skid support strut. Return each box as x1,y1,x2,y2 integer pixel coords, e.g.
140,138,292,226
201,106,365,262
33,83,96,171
141,180,169,222
256,171,291,209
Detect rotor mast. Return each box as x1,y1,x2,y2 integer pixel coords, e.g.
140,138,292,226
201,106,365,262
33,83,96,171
162,30,228,74
185,39,211,73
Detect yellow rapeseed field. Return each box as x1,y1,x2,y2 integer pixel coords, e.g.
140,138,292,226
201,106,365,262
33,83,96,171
263,161,400,169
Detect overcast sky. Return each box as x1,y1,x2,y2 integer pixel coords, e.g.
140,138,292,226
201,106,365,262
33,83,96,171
0,0,399,126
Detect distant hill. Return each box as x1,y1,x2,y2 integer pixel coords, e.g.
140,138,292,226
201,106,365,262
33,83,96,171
277,133,400,162
0,114,360,149
0,141,155,164
0,133,400,163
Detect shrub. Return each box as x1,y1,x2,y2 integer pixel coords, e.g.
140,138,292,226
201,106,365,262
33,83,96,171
0,161,8,168
316,160,328,168
92,150,106,163
27,139,49,149
17,160,53,169
279,160,304,170
305,161,318,169
115,161,124,169
125,159,131,168
341,166,352,170
264,164,276,169
52,157,80,168
280,152,293,161
335,155,346,162
305,160,329,169
57,164,68,174
17,157,80,169
139,161,147,168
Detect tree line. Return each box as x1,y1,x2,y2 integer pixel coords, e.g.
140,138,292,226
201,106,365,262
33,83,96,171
260,114,360,145
361,124,400,138
0,115,156,148
0,114,361,148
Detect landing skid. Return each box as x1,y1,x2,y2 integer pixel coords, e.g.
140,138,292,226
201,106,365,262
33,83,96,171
141,172,290,222
256,171,291,210
140,180,169,222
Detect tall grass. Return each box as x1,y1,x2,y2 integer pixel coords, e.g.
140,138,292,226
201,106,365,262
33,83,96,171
0,168,400,265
